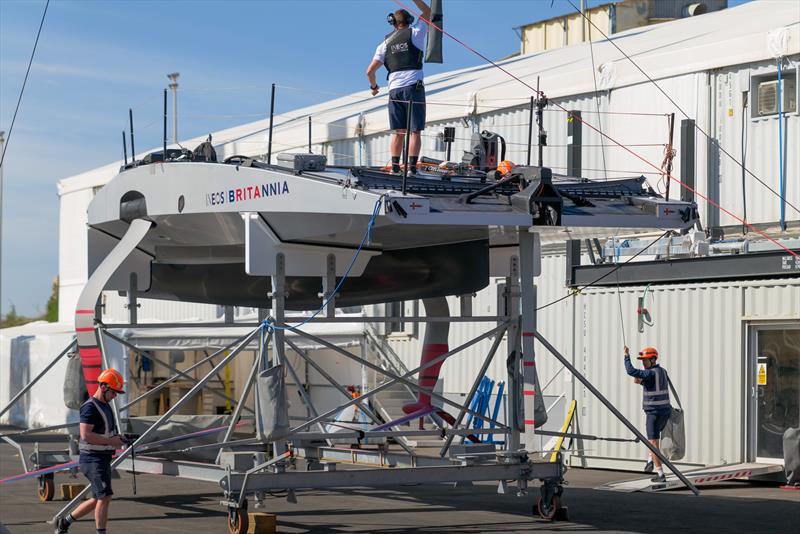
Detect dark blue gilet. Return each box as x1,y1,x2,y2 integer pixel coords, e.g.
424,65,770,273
383,28,423,75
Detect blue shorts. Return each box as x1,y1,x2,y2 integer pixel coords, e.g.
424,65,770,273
388,83,426,132
646,411,671,440
80,459,114,498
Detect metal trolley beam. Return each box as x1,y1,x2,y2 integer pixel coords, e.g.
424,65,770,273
221,460,564,493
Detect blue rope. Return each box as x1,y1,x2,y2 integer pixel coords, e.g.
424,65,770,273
261,195,385,333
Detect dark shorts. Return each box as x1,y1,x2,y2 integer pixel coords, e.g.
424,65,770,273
646,410,671,440
80,459,113,498
388,82,426,131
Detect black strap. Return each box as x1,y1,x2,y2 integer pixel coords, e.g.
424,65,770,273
666,372,683,410
130,445,136,496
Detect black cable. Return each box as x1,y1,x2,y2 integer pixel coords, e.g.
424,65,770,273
0,0,50,167
536,230,670,312
564,0,800,217
130,445,136,496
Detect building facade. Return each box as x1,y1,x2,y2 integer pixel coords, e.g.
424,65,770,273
516,0,728,55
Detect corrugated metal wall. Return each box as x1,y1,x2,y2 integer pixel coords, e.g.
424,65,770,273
103,293,219,323
713,61,799,228
575,281,745,469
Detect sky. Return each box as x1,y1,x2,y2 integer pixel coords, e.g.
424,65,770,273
0,0,754,317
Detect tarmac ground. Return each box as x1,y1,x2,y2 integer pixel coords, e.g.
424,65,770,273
1,428,798,533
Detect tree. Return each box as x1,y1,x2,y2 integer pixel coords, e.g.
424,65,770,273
1,304,30,328
45,276,59,322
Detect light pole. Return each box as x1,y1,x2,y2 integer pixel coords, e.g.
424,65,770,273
0,130,5,322
167,72,179,144
580,0,586,42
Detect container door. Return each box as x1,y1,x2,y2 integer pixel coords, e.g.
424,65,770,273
751,325,800,464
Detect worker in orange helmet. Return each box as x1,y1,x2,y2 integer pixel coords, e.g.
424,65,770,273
56,368,125,534
624,346,673,483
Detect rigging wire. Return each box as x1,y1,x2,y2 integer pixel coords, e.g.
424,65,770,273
536,231,670,313
0,0,50,168
585,17,609,183
392,0,798,259
563,0,799,217
612,237,627,348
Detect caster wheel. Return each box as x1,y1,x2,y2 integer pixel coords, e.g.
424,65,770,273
37,475,55,502
536,494,561,521
227,507,249,534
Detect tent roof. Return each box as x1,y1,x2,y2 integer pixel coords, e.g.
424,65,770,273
110,310,366,351
115,320,365,351
58,0,799,196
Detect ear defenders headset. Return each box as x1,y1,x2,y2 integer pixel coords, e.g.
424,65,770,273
387,10,414,26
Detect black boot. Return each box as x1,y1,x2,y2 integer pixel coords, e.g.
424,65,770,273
643,459,654,473
54,516,71,534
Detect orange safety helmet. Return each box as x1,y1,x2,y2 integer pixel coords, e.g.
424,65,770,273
497,160,516,176
637,347,659,360
97,368,125,393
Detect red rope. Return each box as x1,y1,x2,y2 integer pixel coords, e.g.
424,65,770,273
393,0,798,258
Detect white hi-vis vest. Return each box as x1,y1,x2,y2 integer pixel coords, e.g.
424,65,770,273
642,366,671,412
79,397,117,453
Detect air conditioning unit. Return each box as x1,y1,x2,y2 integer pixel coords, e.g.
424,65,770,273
757,77,797,116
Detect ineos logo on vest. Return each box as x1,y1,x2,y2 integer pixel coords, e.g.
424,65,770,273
391,42,410,54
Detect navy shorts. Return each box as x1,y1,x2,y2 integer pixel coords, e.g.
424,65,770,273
388,83,426,132
646,411,671,440
80,460,114,498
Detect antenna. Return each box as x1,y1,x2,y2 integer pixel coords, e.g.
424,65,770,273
122,131,128,166
308,115,312,154
267,83,276,164
526,96,534,166
163,89,168,159
129,109,136,163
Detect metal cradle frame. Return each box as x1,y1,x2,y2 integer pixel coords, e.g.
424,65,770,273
0,227,698,532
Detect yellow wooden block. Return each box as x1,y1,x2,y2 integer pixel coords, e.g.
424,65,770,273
247,512,277,534
59,483,86,500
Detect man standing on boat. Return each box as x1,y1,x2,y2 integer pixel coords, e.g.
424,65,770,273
366,0,431,174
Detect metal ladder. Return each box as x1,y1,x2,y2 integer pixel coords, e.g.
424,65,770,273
363,328,448,446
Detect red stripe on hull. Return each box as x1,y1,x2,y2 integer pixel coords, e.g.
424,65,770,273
79,345,102,396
